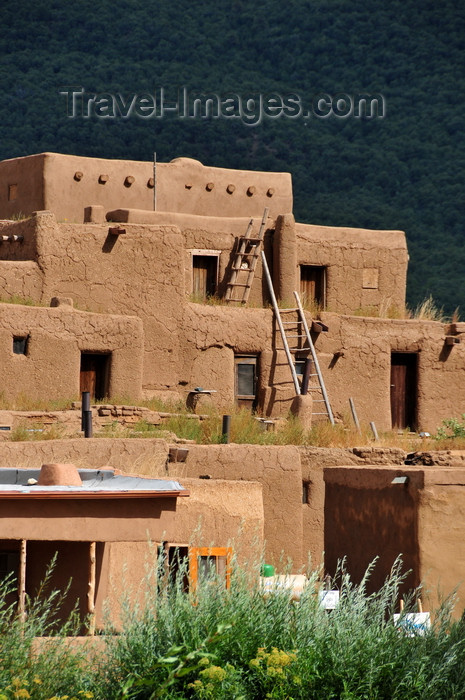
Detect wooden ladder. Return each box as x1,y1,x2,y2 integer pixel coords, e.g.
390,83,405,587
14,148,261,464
224,208,268,304
261,251,334,424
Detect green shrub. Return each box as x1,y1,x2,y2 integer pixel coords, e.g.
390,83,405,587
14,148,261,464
434,414,465,440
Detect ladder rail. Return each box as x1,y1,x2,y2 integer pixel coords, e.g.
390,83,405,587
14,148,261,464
225,208,268,304
293,291,335,425
261,251,301,395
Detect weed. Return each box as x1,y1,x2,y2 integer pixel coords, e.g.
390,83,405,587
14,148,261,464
9,422,65,442
434,414,465,441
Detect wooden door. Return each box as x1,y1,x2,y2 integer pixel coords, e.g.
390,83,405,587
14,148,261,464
300,265,325,307
80,353,110,400
193,256,218,298
390,353,417,430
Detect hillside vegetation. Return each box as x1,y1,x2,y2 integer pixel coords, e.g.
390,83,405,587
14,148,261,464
1,0,464,312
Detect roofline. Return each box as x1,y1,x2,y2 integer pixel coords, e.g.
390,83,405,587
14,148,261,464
0,490,190,500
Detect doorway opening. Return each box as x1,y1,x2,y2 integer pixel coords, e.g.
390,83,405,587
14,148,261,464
390,353,418,430
300,265,326,308
80,353,111,400
192,255,218,299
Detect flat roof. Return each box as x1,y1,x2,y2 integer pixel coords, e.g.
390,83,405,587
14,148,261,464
0,468,189,499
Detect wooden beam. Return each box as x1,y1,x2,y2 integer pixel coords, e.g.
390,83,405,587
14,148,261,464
87,542,96,636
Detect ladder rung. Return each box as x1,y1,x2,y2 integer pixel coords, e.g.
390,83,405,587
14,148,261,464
229,283,250,288
279,308,298,313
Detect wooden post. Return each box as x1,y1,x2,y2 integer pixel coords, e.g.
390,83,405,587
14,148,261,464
18,539,26,623
370,421,379,441
87,542,96,635
349,397,361,433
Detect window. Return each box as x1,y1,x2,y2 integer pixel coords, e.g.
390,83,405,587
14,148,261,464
300,265,326,308
192,253,219,299
13,336,29,355
189,547,232,591
302,481,311,504
8,184,17,201
157,544,232,592
234,354,258,410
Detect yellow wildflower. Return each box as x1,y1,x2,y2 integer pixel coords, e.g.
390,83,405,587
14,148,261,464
200,665,227,683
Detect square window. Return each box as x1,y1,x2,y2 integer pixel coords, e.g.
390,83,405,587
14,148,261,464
13,336,29,355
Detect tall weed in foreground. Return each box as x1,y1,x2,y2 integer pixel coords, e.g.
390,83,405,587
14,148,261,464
0,567,94,699
99,555,465,699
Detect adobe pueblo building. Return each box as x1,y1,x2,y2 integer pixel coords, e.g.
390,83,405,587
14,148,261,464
0,152,464,430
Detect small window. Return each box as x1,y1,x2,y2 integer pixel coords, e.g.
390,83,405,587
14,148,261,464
300,265,326,308
189,547,232,591
8,184,17,201
192,255,218,299
157,544,232,592
302,481,311,504
235,354,258,410
13,336,29,355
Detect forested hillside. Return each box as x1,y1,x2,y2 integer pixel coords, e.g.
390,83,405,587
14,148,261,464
1,0,464,313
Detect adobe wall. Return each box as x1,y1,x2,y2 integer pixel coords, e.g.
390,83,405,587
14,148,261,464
0,211,185,392
0,495,178,542
314,312,465,432
324,466,422,596
417,468,465,614
324,466,465,616
0,154,46,220
0,153,292,222
295,222,408,313
106,209,273,308
0,302,143,401
178,444,304,568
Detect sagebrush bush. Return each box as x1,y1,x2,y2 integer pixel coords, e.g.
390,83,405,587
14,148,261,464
96,555,465,699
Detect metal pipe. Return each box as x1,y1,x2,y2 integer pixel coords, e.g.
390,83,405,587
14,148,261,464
222,415,231,443
83,410,93,438
81,391,90,431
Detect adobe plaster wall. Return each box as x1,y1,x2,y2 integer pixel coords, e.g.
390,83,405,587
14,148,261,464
417,469,465,614
0,153,46,220
0,494,178,542
0,211,184,392
295,223,408,314
0,153,292,222
324,466,465,616
178,444,304,568
0,302,143,401
314,313,465,431
94,478,264,627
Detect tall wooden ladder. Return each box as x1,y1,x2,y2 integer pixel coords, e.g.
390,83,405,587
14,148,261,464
224,208,268,304
261,251,335,424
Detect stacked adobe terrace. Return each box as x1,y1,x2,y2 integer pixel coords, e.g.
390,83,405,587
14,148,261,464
1,153,465,622
0,152,463,430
